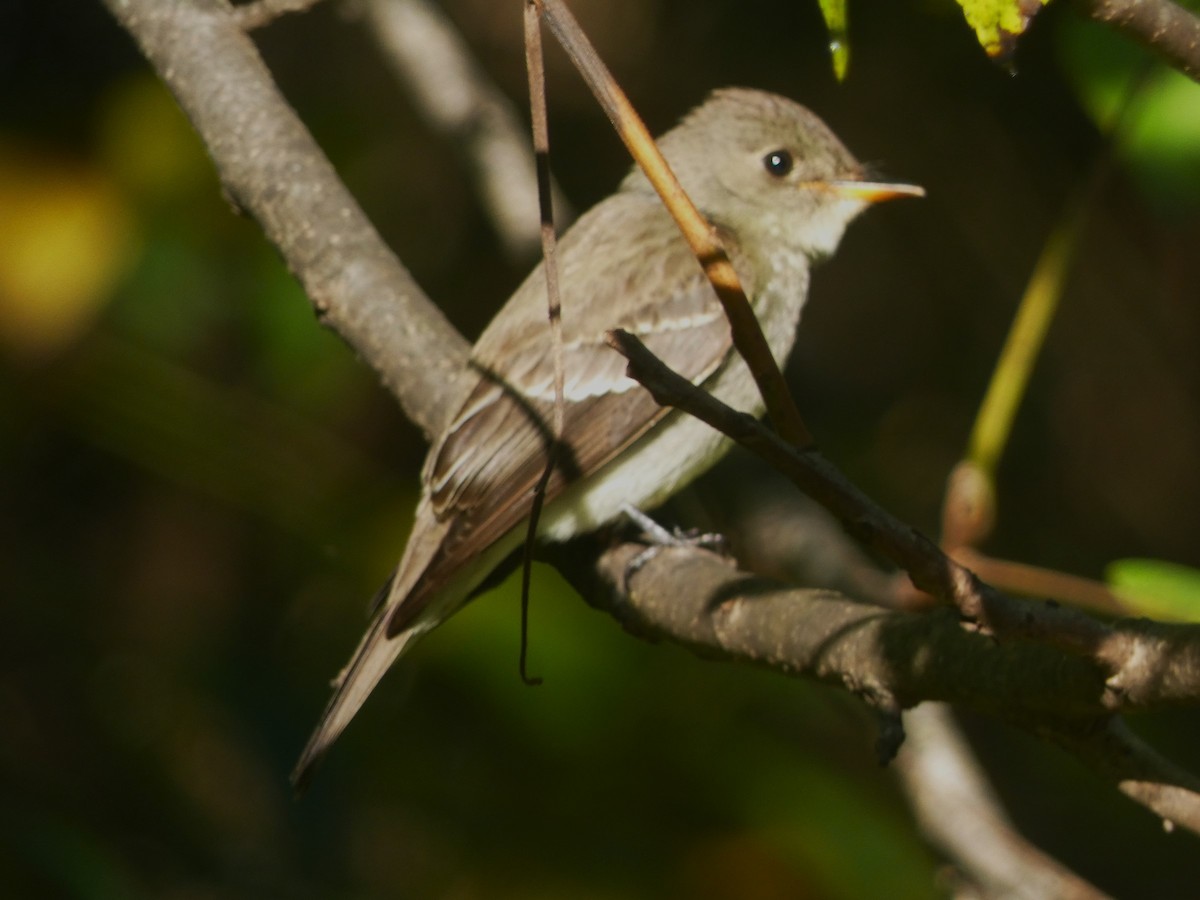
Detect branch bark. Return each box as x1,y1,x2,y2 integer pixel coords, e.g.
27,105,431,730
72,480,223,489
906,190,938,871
1074,0,1200,83
552,537,1200,836
605,328,1200,712
103,0,471,440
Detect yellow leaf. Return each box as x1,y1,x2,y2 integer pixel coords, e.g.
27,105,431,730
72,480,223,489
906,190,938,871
958,0,1051,62
0,147,138,360
817,0,850,81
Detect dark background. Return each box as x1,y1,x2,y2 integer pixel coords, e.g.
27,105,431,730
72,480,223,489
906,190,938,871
3,0,1200,896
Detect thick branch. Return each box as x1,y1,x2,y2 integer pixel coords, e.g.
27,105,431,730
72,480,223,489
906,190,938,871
103,0,471,439
1074,0,1200,83
607,328,1200,709
558,540,1109,721
554,538,1200,836
232,0,323,30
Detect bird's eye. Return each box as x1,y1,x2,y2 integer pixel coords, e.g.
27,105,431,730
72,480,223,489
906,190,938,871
762,149,794,177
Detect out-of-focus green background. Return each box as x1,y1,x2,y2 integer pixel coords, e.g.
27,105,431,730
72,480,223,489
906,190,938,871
3,0,1200,896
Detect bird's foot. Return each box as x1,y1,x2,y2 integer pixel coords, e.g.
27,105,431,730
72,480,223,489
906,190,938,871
619,504,728,593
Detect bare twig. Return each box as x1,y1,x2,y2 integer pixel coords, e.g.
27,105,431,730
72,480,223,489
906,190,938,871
102,0,471,440
514,0,563,687
533,0,814,448
232,0,324,31
607,327,1200,705
362,0,570,258
606,329,1112,647
896,704,1110,899
955,547,1129,617
1074,0,1200,83
1048,717,1200,834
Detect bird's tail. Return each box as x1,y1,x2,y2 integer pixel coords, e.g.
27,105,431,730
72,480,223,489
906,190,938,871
290,598,429,792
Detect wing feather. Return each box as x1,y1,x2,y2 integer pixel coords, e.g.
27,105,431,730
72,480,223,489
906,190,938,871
388,195,750,634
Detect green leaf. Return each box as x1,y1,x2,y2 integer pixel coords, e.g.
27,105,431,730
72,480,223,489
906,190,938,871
957,0,1051,62
1059,19,1200,210
1107,558,1200,623
817,0,850,81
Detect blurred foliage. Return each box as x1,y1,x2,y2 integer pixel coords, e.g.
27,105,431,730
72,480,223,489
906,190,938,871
1061,19,1200,208
1108,558,1200,623
3,0,1200,897
816,0,849,80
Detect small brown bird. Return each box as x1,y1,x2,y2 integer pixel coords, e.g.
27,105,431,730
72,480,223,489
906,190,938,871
293,87,920,787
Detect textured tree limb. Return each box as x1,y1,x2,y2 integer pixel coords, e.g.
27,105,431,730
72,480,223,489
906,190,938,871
1074,0,1200,83
556,541,1105,719
606,328,1200,709
552,537,1200,836
102,0,471,440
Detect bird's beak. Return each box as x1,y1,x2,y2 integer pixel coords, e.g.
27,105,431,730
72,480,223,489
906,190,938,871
822,180,925,203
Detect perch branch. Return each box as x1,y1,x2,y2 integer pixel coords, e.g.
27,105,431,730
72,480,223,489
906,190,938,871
606,328,1200,706
102,0,471,440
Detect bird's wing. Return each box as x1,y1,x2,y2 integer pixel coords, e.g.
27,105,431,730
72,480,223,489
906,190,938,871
389,204,747,635
291,204,744,788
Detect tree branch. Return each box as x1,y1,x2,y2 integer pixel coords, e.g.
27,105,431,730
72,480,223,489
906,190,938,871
231,0,324,31
556,540,1108,719
1074,0,1200,83
895,704,1108,899
102,0,471,440
605,328,1200,710
552,537,1200,836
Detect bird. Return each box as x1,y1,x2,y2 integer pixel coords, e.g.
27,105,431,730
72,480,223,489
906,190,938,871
292,87,921,787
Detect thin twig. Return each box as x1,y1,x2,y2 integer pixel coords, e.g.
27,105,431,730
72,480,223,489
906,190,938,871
1048,717,1200,834
514,0,564,687
606,328,1118,651
232,0,324,31
607,327,1200,707
362,0,570,258
533,0,813,448
955,547,1129,617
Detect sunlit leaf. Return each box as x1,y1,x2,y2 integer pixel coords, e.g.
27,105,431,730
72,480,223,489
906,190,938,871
957,0,1050,63
0,148,137,360
97,74,213,203
1060,21,1200,209
1107,558,1200,623
817,0,850,81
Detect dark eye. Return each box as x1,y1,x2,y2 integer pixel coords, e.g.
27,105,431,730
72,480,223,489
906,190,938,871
762,149,794,177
